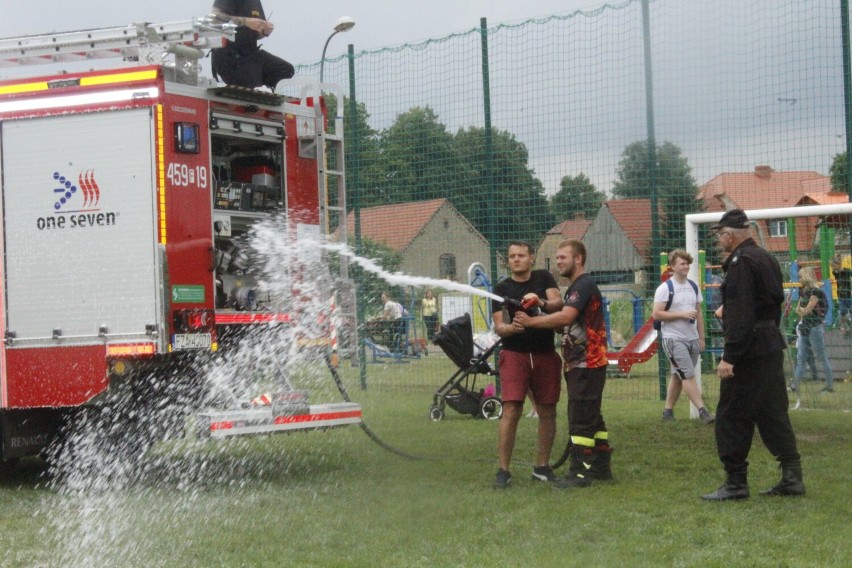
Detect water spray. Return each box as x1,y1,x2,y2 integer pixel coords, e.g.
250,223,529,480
197,234,547,460
319,242,504,302
317,242,550,318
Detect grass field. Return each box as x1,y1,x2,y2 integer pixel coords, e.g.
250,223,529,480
1,361,850,567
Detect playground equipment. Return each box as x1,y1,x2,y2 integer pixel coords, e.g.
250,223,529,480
467,263,495,333
603,289,658,375
606,318,659,375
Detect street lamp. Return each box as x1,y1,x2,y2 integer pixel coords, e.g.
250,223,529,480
319,16,355,82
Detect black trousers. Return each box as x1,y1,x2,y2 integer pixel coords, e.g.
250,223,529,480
565,366,607,443
423,315,438,341
211,45,295,90
715,350,800,474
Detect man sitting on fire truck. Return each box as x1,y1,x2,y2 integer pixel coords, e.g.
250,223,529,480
211,0,295,90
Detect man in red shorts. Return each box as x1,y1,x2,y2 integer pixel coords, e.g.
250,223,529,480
491,241,564,489
515,239,611,488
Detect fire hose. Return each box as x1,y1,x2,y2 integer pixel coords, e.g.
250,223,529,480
323,351,427,461
323,294,574,470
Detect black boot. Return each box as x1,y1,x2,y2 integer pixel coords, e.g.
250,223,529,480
760,463,805,497
589,444,613,481
553,446,593,489
701,470,749,501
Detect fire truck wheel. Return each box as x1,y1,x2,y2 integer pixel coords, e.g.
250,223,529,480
0,457,20,474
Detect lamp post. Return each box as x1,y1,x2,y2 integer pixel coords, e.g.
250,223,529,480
319,16,355,82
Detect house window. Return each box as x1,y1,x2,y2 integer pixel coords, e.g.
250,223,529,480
768,220,787,238
439,253,457,280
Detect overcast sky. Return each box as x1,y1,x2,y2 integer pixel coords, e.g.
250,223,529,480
1,1,604,67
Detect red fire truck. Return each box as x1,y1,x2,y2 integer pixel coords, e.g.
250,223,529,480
0,17,360,465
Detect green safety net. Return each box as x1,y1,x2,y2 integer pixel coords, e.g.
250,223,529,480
288,0,851,412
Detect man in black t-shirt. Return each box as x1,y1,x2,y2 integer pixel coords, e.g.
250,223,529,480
211,0,295,90
490,242,563,489
515,239,611,488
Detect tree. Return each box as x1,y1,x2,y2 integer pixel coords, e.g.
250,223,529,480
550,173,605,221
376,107,474,206
349,237,404,318
612,140,701,255
453,126,555,254
342,106,553,257
830,151,849,193
325,95,387,211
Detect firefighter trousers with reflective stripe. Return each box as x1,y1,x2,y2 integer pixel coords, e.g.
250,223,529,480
564,366,607,444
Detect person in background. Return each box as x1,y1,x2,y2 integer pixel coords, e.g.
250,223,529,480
705,272,725,360
421,289,439,343
654,249,714,424
376,291,405,346
702,209,804,500
526,393,539,418
515,239,612,488
791,267,834,394
491,242,564,489
380,291,403,321
210,0,295,90
831,255,851,333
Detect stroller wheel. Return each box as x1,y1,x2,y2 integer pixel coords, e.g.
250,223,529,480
428,405,445,422
479,397,503,420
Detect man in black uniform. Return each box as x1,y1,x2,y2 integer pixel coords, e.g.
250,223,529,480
211,0,295,90
702,209,805,500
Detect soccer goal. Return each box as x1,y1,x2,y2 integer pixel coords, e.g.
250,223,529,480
686,203,852,413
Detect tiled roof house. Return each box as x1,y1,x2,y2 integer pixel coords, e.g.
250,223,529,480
536,216,593,284
341,198,494,282
700,165,848,253
583,198,653,282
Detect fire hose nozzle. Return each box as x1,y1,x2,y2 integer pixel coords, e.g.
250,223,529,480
504,297,541,316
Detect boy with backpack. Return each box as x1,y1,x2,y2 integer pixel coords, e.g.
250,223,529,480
653,250,715,424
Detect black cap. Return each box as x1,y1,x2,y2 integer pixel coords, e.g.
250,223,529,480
710,208,750,230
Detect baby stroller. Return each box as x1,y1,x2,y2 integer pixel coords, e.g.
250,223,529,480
429,313,503,421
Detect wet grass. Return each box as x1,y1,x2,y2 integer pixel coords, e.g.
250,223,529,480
0,373,850,567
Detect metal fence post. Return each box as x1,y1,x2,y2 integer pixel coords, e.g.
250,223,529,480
480,17,498,282
641,0,665,398
347,43,368,390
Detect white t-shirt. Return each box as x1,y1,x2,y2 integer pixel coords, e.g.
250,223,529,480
384,300,403,320
654,278,702,341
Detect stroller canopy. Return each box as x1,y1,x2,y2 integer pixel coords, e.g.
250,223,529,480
435,313,493,373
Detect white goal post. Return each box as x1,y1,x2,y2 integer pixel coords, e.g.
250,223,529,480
684,203,852,417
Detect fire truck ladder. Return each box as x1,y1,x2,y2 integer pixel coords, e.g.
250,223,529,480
318,88,360,360
315,83,347,262
0,16,236,84
278,78,354,356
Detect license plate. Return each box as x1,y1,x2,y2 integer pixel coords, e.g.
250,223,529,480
173,333,212,350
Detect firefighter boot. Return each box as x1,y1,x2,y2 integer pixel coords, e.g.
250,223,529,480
553,445,593,489
590,443,613,481
760,462,805,497
701,470,749,501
